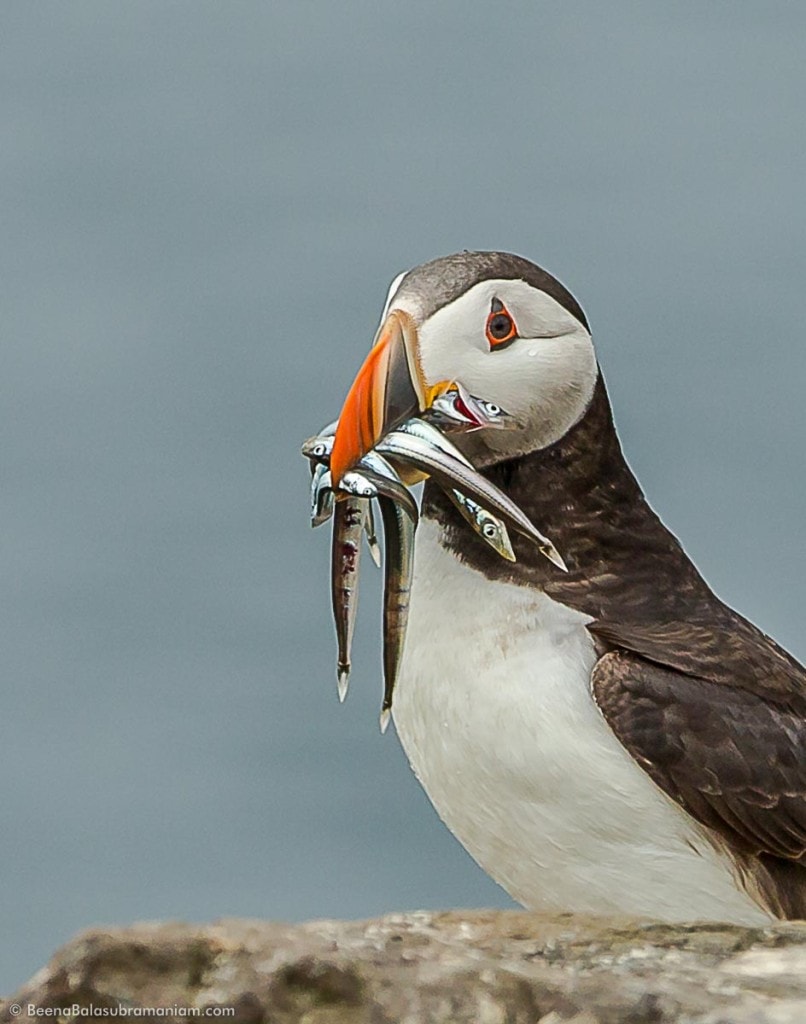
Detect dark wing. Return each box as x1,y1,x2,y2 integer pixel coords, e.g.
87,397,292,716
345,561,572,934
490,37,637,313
591,649,806,862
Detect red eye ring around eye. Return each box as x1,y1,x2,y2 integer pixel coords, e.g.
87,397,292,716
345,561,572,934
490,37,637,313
485,305,518,348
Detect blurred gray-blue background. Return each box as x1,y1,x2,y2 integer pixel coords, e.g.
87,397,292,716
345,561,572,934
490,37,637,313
2,1,804,992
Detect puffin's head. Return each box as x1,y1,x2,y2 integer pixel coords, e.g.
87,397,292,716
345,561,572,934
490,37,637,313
330,251,597,482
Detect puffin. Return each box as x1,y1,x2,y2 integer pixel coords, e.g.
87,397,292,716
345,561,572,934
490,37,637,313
329,250,806,924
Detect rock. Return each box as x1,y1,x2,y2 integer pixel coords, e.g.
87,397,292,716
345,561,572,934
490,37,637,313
3,911,806,1023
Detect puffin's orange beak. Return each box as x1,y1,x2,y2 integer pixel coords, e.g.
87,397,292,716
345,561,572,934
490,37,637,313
331,309,429,485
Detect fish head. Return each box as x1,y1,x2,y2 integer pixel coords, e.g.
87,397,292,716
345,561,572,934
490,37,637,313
302,434,334,465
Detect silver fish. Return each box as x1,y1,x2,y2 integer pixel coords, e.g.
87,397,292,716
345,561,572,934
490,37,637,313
339,470,377,499
310,464,334,527
364,498,382,567
331,496,368,702
358,448,411,483
477,398,511,424
377,430,567,571
451,381,513,429
448,489,516,562
393,418,474,467
426,383,514,431
353,455,419,525
339,472,383,564
427,392,475,429
301,434,335,465
377,494,415,734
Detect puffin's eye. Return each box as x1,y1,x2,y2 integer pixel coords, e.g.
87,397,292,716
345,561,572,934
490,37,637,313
485,299,518,349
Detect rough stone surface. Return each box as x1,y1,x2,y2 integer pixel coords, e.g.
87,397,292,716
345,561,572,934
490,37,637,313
3,911,806,1023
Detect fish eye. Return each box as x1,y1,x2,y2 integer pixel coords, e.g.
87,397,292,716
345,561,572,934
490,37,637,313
484,402,500,415
313,443,326,456
486,299,518,349
482,523,497,538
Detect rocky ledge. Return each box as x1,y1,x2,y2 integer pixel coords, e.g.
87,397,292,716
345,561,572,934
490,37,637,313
3,911,806,1023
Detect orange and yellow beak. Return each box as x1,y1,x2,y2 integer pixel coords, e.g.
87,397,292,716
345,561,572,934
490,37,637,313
331,309,438,485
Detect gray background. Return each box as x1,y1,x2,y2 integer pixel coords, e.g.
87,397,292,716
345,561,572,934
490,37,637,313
1,1,804,993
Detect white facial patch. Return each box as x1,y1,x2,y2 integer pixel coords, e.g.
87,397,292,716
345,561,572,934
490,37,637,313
392,278,598,454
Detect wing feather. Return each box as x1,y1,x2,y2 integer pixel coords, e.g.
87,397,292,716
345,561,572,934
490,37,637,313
591,650,806,862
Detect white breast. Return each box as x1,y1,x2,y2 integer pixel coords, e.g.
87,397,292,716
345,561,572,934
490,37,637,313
392,519,770,924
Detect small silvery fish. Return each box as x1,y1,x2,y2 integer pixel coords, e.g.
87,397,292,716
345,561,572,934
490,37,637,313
426,383,514,431
331,496,368,703
451,381,513,430
448,489,516,562
393,418,474,468
310,463,334,528
339,470,377,499
377,494,415,733
364,499,382,567
301,434,335,464
355,467,418,525
477,398,510,424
